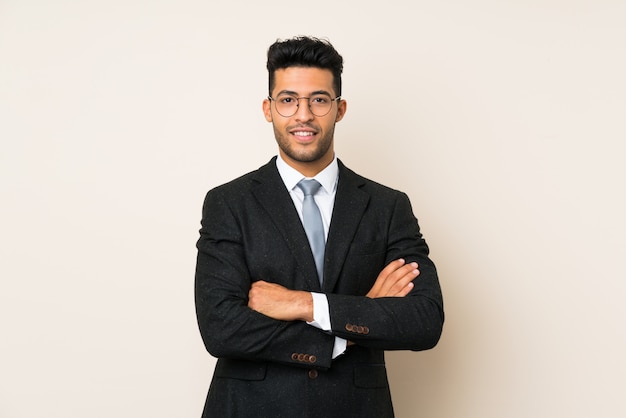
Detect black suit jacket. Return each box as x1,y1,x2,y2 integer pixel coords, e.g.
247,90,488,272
195,158,444,418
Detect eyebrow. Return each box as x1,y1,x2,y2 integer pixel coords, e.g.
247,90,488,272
275,90,333,97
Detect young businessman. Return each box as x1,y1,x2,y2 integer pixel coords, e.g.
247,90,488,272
195,36,444,418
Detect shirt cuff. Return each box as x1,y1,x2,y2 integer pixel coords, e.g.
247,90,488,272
307,292,331,330
307,292,347,359
332,336,348,359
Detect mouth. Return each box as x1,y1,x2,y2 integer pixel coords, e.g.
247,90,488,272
290,128,318,142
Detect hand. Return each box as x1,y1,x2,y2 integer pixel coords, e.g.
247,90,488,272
366,259,419,298
248,281,314,322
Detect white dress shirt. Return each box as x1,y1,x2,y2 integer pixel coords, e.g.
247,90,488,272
275,154,347,358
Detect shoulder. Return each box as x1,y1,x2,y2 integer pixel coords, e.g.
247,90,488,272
338,159,407,199
205,157,279,198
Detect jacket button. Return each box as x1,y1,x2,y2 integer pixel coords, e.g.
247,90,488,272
308,369,318,379
291,353,299,361
345,324,353,332
363,326,370,335
309,355,316,363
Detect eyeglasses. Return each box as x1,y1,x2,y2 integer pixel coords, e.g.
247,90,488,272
268,94,341,117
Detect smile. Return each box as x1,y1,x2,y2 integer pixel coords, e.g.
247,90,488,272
293,131,316,137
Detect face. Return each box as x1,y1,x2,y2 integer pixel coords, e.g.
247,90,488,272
263,67,347,177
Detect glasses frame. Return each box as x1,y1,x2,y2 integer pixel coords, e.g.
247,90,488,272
268,95,342,118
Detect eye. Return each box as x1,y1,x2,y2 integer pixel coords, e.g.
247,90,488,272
311,96,330,104
278,96,296,104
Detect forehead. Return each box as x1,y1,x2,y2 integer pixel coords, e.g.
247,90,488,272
272,67,335,95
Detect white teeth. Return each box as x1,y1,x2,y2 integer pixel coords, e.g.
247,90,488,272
293,131,314,137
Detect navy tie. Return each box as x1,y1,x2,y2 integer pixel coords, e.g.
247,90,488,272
297,179,325,285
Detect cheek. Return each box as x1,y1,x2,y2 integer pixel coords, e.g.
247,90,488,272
322,120,337,134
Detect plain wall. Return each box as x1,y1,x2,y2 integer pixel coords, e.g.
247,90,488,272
1,1,625,417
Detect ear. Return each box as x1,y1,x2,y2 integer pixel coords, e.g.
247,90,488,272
262,98,273,122
335,99,347,122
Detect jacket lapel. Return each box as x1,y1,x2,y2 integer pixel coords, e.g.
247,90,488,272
250,158,322,291
323,161,370,292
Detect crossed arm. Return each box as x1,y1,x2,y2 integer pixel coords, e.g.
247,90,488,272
248,259,420,323
196,187,443,366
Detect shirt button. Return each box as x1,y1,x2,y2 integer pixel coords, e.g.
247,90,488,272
308,369,318,379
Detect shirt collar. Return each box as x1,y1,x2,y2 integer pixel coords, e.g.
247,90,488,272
276,154,339,194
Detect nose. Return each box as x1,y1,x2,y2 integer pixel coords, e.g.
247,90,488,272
294,98,314,122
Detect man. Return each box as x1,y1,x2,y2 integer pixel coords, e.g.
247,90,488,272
195,36,444,418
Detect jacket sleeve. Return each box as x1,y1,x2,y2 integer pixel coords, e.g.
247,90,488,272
326,192,444,351
195,187,336,370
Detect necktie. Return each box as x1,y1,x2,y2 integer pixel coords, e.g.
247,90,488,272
297,179,325,284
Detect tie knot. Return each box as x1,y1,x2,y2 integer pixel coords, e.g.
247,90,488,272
297,179,322,196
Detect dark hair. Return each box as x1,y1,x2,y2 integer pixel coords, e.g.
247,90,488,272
267,36,343,97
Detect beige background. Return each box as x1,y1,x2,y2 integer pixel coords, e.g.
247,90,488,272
1,0,625,417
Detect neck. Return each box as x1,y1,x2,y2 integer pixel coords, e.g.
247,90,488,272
279,151,334,178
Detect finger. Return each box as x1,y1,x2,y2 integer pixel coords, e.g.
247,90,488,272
368,259,405,297
386,266,419,296
379,262,418,295
381,259,406,276
396,281,414,297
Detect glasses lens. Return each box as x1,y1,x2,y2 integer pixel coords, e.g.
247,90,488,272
275,95,298,117
309,95,332,117
273,95,334,117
